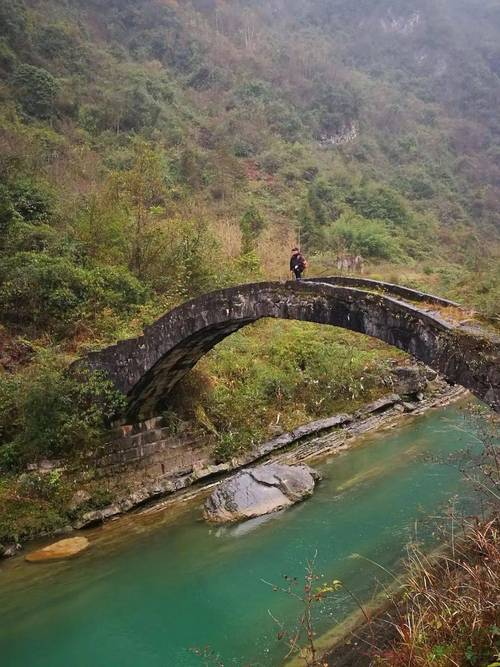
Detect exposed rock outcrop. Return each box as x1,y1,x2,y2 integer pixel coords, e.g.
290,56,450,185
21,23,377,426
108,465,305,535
391,366,428,396
68,490,92,512
0,543,22,559
203,463,320,524
319,123,358,148
380,11,421,35
73,504,121,530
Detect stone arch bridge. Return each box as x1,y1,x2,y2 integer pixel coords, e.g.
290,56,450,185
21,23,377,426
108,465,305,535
77,277,500,419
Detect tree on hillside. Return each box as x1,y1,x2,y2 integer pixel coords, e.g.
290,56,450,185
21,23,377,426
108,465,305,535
12,64,58,120
108,141,167,279
239,204,265,254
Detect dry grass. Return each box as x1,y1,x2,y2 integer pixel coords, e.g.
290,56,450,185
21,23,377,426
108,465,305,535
258,226,297,281
426,304,500,334
427,305,479,325
212,218,242,259
374,516,500,667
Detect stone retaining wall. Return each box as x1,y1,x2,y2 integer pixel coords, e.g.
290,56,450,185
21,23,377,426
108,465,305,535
94,418,212,479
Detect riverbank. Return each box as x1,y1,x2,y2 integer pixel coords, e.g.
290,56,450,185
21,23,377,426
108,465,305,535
313,514,500,667
89,378,468,522
0,400,485,667
1,371,465,559
286,407,499,667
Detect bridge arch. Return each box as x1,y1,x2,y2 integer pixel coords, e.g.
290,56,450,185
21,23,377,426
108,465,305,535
79,280,500,419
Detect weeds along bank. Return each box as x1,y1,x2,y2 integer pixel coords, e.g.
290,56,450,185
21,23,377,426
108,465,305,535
371,516,500,667
321,406,500,667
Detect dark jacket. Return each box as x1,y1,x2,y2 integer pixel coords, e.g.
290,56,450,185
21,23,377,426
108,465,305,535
290,253,306,272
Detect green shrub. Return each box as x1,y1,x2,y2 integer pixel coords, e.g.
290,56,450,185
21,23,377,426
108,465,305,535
233,80,273,105
232,250,263,282
35,24,86,71
84,265,149,314
0,442,23,472
312,82,361,135
0,253,147,335
21,366,124,460
0,37,17,72
4,220,59,253
234,140,255,158
0,357,126,470
0,0,27,46
16,469,64,501
0,253,85,333
151,217,223,298
346,185,410,227
328,215,403,260
266,102,304,141
240,205,266,253
9,178,54,222
0,372,22,446
0,183,18,236
12,64,58,119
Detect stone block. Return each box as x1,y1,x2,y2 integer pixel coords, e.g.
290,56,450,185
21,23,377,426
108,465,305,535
391,366,428,396
109,435,136,452
100,504,121,520
355,394,401,418
122,448,140,462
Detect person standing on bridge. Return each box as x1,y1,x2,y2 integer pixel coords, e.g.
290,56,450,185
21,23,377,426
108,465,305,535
290,247,307,281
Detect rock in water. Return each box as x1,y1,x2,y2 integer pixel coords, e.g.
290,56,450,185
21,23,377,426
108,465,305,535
0,543,22,559
25,537,90,563
203,463,320,523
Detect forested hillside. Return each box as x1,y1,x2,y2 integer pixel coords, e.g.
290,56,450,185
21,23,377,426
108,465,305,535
1,0,499,325
0,0,499,516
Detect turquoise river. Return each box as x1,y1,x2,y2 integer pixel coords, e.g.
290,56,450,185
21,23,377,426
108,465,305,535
0,400,485,666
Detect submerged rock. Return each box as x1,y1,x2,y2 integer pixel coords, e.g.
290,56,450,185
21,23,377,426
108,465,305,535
25,537,90,563
203,463,320,524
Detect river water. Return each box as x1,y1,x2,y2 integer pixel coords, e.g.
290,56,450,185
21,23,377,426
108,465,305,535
0,401,483,666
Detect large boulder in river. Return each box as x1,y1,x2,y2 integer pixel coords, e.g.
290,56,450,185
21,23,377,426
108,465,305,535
203,463,320,524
